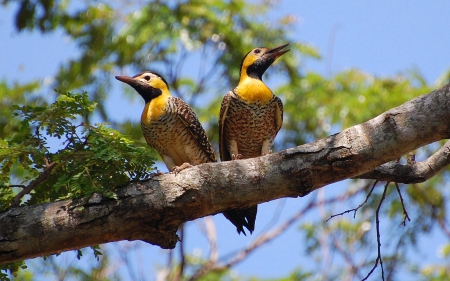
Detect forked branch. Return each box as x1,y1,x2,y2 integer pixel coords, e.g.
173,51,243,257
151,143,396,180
356,140,450,183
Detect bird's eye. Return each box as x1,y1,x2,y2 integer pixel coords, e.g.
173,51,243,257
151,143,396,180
254,49,261,54
144,75,151,81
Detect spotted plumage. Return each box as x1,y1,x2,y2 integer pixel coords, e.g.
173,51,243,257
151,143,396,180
219,91,283,160
116,71,216,172
219,44,289,235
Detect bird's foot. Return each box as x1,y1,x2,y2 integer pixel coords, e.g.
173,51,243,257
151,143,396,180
262,150,272,156
231,154,243,160
172,162,193,174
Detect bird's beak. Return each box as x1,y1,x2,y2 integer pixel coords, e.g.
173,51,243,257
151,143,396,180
115,75,134,85
265,43,290,59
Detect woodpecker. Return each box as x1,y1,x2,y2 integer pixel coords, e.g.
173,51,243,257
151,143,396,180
219,44,289,235
115,71,216,172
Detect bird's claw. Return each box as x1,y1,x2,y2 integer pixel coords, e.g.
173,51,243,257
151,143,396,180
231,154,243,160
172,162,193,175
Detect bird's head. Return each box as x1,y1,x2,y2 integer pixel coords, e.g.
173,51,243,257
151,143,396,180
115,71,170,103
240,43,290,80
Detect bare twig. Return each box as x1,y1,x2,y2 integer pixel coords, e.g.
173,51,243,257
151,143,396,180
11,158,58,208
327,180,378,222
8,185,27,189
394,183,411,226
362,182,388,281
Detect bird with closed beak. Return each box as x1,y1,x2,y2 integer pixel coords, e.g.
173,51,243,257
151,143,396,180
116,71,217,172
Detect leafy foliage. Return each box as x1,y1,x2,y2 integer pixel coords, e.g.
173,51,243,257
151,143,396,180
0,80,41,139
0,91,156,211
0,261,27,281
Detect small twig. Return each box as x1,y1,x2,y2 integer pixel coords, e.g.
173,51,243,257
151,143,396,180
394,183,411,226
8,185,27,189
327,180,378,222
362,182,388,281
11,159,58,208
62,124,84,150
84,167,97,189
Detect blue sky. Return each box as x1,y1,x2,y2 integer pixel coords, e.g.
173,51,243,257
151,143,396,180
290,1,450,83
1,1,450,280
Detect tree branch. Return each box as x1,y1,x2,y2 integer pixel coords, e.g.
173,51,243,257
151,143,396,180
11,159,58,207
394,182,411,226
356,140,450,183
326,180,378,222
1,83,450,264
362,182,388,281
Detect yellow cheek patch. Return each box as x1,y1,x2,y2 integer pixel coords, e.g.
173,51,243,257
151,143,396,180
149,78,168,90
242,53,258,71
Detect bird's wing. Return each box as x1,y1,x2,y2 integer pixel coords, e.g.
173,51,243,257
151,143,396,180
218,90,234,162
274,95,284,134
171,97,217,162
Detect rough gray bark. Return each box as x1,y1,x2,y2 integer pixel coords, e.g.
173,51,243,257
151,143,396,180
356,140,450,183
1,84,449,265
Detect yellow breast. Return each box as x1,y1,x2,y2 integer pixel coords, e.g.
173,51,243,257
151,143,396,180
141,94,169,126
235,77,273,104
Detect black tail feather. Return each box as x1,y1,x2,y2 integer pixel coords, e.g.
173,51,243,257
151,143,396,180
223,205,258,235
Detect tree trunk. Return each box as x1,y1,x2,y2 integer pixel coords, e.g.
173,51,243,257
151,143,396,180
1,84,449,265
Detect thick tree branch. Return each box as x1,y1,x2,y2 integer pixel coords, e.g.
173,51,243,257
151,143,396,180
1,84,450,264
356,140,450,183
